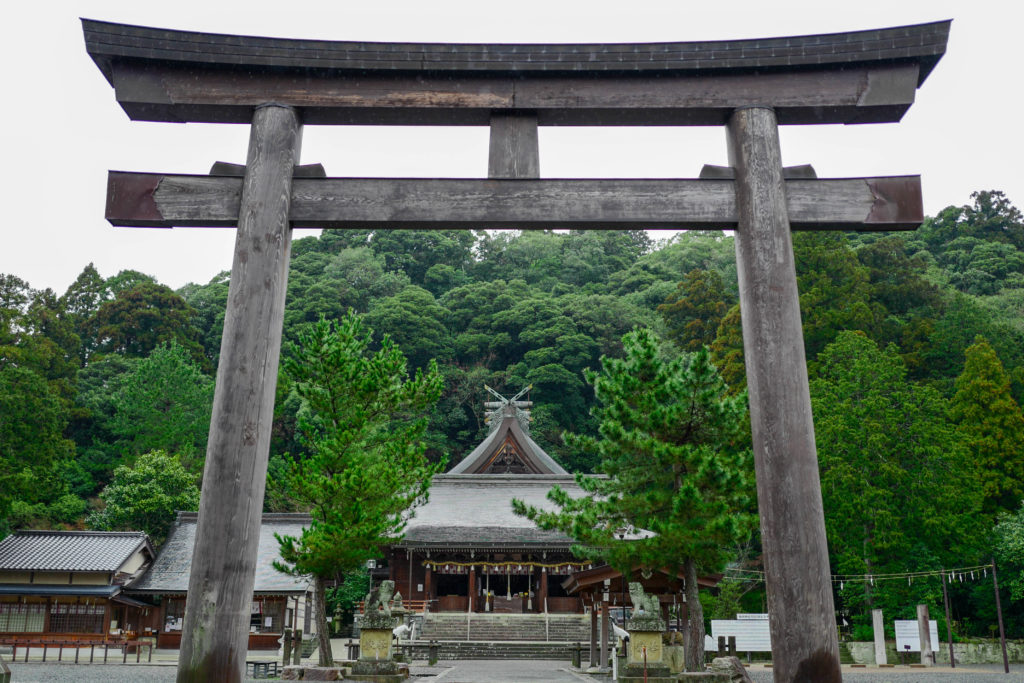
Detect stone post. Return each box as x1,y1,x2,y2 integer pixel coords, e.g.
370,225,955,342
350,611,402,682
917,604,933,666
872,609,886,666
622,599,671,683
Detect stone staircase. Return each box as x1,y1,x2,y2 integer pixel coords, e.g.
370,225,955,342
420,613,589,642
423,640,579,660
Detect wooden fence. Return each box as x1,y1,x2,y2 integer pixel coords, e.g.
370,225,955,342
0,637,154,664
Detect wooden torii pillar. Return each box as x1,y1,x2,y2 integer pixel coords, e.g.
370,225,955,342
84,18,949,683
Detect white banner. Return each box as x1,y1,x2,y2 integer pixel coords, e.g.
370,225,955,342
894,620,938,652
710,618,772,651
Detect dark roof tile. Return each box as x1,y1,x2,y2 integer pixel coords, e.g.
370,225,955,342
128,512,312,594
0,531,151,573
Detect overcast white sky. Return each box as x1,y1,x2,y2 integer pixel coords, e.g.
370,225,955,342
1,0,1020,295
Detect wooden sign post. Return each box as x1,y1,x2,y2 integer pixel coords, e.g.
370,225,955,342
84,18,950,683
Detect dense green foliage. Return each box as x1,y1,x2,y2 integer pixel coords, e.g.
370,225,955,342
1,189,1023,639
513,329,754,670
995,504,1024,602
87,450,200,545
812,331,986,631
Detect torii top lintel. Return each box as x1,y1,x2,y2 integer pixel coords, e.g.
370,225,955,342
82,19,949,127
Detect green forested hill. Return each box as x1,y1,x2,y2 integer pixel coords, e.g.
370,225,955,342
2,189,1023,636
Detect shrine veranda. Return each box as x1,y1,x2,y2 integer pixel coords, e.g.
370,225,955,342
83,18,949,683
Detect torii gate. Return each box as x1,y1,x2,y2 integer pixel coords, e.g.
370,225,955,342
84,18,949,683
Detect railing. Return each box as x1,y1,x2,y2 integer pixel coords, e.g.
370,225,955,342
358,599,433,613
1,652,11,683
0,637,154,664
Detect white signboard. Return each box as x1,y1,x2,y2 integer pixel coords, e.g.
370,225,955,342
894,620,939,652
711,616,772,652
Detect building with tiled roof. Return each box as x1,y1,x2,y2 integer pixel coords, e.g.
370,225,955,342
0,530,154,640
125,512,314,649
386,390,594,614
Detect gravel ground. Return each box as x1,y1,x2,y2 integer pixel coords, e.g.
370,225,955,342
5,660,1024,682
743,665,1024,683
4,662,274,682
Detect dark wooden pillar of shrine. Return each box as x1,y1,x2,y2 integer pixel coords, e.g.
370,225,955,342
727,106,840,682
424,564,433,608
468,567,476,612
589,599,598,668
178,104,302,683
540,568,549,613
600,601,610,670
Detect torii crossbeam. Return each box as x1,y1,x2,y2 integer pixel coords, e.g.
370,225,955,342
84,18,949,683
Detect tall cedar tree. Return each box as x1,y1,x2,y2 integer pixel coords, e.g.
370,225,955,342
657,269,733,352
811,331,985,624
273,313,444,665
950,336,1024,516
513,328,754,671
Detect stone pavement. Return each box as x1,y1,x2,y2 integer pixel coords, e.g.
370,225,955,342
410,659,604,682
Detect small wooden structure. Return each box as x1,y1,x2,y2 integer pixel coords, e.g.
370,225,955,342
83,18,949,683
125,512,314,651
0,531,155,643
562,565,720,671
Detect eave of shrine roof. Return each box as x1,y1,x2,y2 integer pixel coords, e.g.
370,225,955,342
82,19,949,85
399,474,586,548
448,416,567,475
128,512,311,594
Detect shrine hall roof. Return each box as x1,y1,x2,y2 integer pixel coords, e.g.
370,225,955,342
0,530,153,573
398,474,591,550
448,413,567,475
128,512,312,595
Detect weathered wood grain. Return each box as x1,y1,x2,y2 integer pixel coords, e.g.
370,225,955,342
107,62,920,126
727,107,841,683
106,172,923,231
176,105,302,683
488,113,539,179
917,604,934,666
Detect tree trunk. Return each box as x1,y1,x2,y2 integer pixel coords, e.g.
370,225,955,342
684,557,705,672
314,575,332,666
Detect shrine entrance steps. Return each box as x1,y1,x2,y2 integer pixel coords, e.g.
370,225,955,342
415,640,580,660
419,613,589,643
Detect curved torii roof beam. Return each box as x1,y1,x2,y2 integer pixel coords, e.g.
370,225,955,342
83,18,949,126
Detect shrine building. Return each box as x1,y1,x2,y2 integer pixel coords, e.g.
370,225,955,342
386,389,593,614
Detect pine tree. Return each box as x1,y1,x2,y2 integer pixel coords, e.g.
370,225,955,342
513,328,754,671
272,312,444,665
950,336,1024,516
